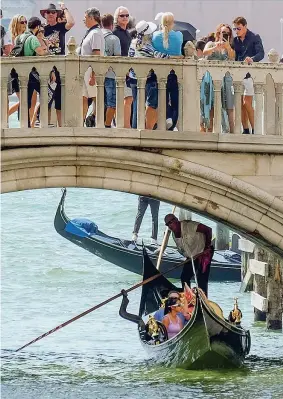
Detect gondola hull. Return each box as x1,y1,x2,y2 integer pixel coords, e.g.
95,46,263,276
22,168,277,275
136,250,251,369
140,296,250,369
54,189,241,281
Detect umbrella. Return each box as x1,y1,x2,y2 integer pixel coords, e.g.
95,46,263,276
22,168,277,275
174,20,198,42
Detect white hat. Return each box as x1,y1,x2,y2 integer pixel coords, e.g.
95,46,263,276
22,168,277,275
135,20,157,35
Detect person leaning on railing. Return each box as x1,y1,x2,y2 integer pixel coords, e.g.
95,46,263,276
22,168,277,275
113,6,133,128
203,23,235,134
232,16,264,134
101,13,121,128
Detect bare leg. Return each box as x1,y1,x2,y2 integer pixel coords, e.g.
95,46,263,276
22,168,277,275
29,90,38,128
243,95,254,129
56,109,62,127
31,103,40,127
8,92,20,116
105,107,115,127
145,106,158,130
241,95,249,129
124,96,133,128
48,108,51,125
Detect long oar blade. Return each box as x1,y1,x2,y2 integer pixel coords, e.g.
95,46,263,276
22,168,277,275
15,259,186,352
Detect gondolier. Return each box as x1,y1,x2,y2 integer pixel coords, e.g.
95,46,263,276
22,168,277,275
164,214,214,296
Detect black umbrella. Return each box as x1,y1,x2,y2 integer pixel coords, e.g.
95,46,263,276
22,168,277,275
174,20,198,42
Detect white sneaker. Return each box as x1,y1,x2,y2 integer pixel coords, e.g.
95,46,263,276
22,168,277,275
132,233,138,242
166,118,173,130
150,239,158,246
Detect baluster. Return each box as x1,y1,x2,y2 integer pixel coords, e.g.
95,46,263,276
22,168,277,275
275,83,283,136
40,75,49,128
19,76,28,128
1,77,8,128
157,78,166,131
116,77,125,128
178,80,183,132
65,54,82,127
234,82,243,134
254,83,264,135
183,63,198,132
95,75,105,128
137,77,146,130
213,80,222,134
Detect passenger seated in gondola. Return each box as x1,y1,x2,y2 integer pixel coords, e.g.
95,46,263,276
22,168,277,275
154,290,184,322
162,297,185,339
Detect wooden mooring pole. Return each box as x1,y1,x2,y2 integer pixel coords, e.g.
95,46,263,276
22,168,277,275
249,247,283,331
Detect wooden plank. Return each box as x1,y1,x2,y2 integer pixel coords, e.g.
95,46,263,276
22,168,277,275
251,291,268,312
238,239,255,253
240,268,253,293
249,259,269,277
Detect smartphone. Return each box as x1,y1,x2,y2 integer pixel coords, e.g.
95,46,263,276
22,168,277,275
222,33,229,41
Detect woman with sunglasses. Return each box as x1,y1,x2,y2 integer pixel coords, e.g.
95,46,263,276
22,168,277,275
7,15,27,119
203,24,235,134
162,297,185,339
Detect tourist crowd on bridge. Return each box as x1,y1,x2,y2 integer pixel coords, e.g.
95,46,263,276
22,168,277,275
1,3,282,133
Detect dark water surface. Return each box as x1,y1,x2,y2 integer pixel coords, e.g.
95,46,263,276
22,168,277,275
2,189,283,398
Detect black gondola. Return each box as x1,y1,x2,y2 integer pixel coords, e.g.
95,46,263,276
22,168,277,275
119,249,251,369
54,189,241,281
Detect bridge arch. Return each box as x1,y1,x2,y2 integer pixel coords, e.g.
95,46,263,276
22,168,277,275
2,146,283,256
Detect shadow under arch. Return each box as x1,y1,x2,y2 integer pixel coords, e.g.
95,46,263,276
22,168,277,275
2,146,283,257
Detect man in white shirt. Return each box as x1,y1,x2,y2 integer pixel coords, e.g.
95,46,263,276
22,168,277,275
79,8,105,124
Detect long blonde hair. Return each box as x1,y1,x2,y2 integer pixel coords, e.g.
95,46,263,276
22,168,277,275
9,15,26,42
161,12,174,49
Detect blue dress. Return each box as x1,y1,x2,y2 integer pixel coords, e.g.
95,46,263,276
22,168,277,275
152,30,183,56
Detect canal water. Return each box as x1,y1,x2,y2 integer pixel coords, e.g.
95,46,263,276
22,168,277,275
1,188,283,398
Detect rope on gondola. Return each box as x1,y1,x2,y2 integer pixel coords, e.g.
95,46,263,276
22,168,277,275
15,258,188,353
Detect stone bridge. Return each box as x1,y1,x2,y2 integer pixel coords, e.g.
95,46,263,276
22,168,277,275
1,51,283,256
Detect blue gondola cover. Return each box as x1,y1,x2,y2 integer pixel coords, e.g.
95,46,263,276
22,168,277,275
65,218,98,237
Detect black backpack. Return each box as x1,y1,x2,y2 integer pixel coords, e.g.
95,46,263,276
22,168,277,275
9,32,34,57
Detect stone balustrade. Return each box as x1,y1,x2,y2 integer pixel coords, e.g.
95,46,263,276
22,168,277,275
1,51,283,135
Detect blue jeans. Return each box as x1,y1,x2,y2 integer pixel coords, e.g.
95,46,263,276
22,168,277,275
104,77,116,108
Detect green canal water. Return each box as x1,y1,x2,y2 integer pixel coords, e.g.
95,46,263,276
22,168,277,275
1,189,283,398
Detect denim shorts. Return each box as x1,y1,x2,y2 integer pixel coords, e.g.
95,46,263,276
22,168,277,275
145,81,158,109
104,77,116,108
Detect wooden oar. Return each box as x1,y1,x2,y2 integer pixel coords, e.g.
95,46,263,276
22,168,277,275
156,205,176,270
15,257,187,352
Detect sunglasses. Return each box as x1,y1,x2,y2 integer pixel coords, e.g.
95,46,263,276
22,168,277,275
20,20,27,24
233,27,242,31
47,10,57,14
119,14,129,18
171,302,182,308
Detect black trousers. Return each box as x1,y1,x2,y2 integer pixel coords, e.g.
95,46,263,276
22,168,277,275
181,257,211,297
133,196,160,240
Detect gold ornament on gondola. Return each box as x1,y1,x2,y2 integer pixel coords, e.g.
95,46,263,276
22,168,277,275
147,315,159,337
228,297,243,325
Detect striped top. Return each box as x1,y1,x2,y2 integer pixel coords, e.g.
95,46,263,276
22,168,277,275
128,39,168,80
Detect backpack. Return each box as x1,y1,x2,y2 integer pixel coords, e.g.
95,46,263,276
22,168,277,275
9,32,34,57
